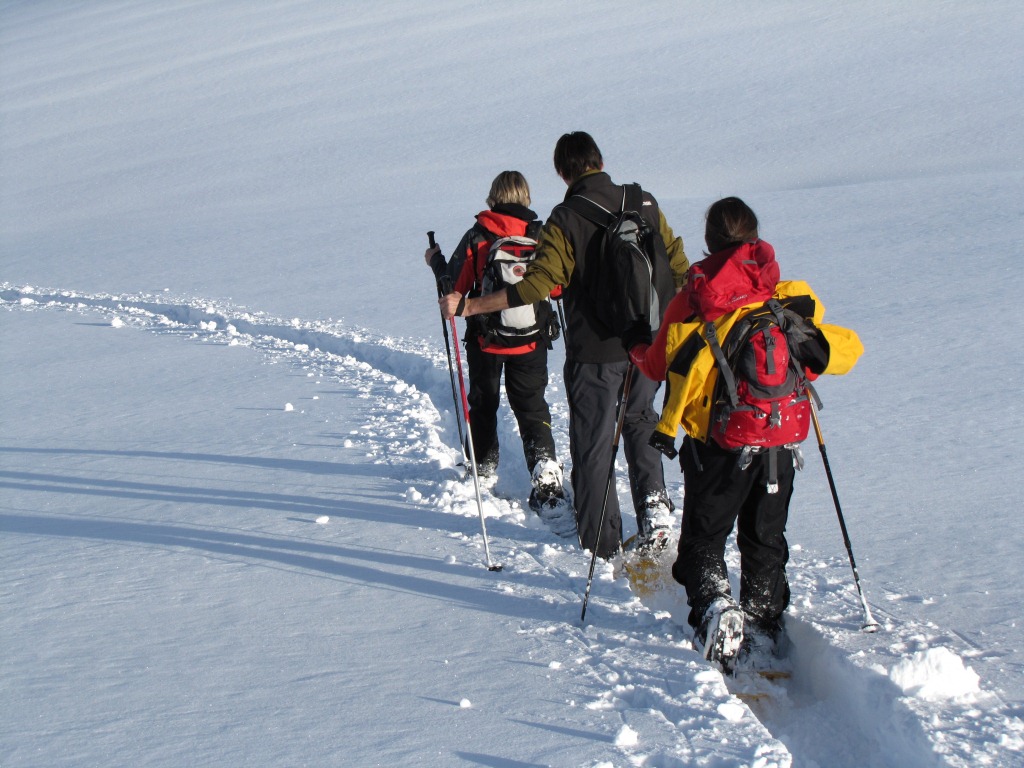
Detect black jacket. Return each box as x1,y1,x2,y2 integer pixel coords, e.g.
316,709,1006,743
514,171,686,363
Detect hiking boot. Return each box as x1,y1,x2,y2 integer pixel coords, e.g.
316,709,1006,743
472,444,499,479
736,615,786,671
636,492,674,554
693,597,745,670
529,457,566,511
736,638,790,679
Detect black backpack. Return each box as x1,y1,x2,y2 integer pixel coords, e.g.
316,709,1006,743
563,183,675,338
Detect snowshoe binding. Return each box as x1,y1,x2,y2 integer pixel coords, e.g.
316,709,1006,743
636,492,674,554
528,459,576,538
694,598,745,672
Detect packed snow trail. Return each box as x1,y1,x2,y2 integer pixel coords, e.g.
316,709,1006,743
3,288,1021,767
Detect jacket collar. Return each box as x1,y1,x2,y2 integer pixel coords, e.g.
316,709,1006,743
475,206,536,238
563,169,609,201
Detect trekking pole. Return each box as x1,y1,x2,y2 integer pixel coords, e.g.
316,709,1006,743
428,232,467,455
809,401,880,632
553,295,574,414
580,361,635,624
432,250,501,573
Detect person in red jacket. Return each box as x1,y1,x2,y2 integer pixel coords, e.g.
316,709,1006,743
626,197,863,668
425,171,568,516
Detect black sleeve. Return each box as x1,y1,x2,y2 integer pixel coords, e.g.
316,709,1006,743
793,324,831,375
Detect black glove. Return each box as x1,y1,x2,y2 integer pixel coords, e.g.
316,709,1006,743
620,321,652,352
428,252,448,284
648,430,678,459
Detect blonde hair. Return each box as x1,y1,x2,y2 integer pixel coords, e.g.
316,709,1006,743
486,170,531,208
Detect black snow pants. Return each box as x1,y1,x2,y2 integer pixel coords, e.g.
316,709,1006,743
464,339,556,475
565,360,667,559
672,436,794,631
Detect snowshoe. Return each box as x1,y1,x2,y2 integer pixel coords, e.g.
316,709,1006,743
618,532,671,599
728,619,792,704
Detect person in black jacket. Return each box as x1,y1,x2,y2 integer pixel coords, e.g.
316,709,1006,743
426,171,568,518
441,135,689,558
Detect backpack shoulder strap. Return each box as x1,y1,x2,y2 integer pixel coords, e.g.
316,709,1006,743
561,195,615,228
623,183,644,213
704,321,739,407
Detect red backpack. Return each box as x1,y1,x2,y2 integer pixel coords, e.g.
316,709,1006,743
704,299,815,492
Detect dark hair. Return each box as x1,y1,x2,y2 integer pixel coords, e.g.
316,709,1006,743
553,132,603,183
704,197,759,254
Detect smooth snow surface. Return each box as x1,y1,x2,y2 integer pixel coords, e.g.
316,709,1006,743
2,2,1023,767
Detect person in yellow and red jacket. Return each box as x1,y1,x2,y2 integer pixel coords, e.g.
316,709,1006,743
425,171,567,514
626,197,862,667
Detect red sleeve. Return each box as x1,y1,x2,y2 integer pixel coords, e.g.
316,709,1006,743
453,240,482,295
631,291,694,382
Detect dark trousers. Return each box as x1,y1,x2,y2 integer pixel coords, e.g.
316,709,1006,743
565,360,667,558
464,339,556,474
672,437,794,630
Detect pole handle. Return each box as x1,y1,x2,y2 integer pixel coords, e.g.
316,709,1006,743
427,231,451,294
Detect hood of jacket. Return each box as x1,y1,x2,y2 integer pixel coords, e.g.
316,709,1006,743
686,239,780,321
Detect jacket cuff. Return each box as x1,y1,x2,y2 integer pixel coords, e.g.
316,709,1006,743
648,429,678,459
628,343,650,369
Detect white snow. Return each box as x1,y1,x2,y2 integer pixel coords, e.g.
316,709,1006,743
890,648,981,701
614,724,639,747
2,2,1023,767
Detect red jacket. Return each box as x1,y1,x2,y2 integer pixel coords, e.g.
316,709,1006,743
449,206,541,355
452,210,531,294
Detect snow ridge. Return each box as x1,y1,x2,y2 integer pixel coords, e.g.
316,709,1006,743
4,287,1021,767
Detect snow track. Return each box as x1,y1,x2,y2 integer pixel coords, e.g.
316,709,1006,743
4,286,1020,767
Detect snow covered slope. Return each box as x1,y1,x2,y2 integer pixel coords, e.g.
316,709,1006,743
3,287,1020,766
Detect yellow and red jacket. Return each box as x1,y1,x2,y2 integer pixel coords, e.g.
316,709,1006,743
632,278,863,446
